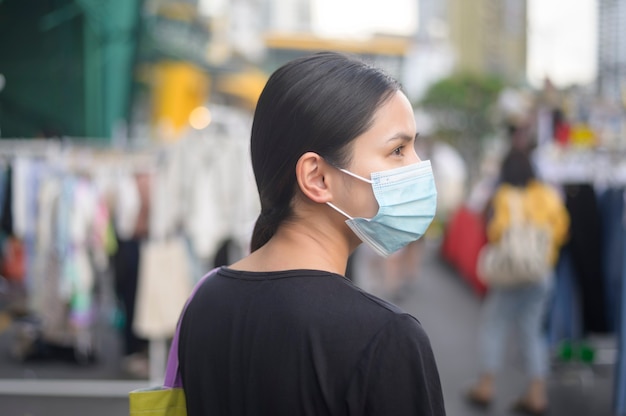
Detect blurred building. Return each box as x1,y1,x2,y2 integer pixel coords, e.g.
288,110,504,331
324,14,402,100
260,0,419,96
416,0,448,41
265,0,312,33
0,0,528,142
597,0,626,107
447,0,527,84
0,0,141,140
402,0,454,101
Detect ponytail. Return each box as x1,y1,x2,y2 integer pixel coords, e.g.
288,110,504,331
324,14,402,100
250,205,291,252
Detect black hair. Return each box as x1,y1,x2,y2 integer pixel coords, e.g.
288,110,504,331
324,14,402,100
499,148,536,187
249,52,401,251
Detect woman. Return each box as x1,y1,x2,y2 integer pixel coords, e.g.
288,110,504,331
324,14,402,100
178,52,445,415
467,149,570,415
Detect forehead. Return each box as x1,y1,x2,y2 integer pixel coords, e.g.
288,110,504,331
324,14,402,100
350,91,416,150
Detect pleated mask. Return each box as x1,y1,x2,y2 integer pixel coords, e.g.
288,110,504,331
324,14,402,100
327,160,437,257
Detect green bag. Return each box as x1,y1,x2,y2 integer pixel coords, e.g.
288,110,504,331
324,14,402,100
129,386,186,416
129,268,218,416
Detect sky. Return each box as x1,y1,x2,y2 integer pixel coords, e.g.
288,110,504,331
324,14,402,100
312,0,417,38
527,0,597,87
311,0,597,88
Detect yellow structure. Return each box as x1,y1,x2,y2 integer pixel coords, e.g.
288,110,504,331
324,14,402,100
263,32,411,56
151,61,210,141
215,68,269,110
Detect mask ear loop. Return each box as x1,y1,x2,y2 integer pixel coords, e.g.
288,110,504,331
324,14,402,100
326,163,374,220
326,202,354,220
338,168,373,184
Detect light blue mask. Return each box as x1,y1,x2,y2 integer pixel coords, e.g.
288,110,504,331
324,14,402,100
327,160,437,257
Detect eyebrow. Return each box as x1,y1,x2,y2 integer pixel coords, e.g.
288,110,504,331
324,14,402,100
387,132,420,143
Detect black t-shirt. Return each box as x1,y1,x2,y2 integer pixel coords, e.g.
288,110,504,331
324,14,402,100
179,267,446,416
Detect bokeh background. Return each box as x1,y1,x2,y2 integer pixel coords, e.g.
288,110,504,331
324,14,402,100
0,0,625,415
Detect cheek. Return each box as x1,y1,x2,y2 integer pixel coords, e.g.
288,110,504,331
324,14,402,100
363,196,379,218
349,182,379,218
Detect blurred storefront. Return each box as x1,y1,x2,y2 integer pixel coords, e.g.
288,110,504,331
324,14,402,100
0,0,141,140
1,0,625,413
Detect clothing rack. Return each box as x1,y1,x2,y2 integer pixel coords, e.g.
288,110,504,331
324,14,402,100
0,135,258,396
533,145,626,187
0,141,169,190
0,139,165,396
533,144,626,415
0,139,62,158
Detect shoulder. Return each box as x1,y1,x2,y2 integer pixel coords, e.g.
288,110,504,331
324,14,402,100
384,313,428,337
347,313,445,415
362,313,434,361
491,184,516,208
491,184,508,202
527,179,555,193
351,311,440,381
527,180,563,203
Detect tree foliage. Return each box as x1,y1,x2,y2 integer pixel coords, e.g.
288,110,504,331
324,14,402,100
419,73,505,181
420,72,504,143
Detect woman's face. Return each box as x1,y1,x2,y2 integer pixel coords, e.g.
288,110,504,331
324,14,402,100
337,90,421,219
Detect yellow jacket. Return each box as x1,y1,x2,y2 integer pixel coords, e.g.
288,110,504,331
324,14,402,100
487,180,570,266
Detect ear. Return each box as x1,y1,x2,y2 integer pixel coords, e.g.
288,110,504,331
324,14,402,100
295,152,334,204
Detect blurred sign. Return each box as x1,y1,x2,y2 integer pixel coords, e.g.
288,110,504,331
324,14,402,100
147,15,211,63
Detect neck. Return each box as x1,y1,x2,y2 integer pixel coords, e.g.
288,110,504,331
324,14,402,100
231,216,352,275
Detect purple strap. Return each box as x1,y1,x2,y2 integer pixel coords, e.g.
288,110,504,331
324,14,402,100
164,267,219,388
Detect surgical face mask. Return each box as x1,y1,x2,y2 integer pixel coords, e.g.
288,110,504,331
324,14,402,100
327,161,437,257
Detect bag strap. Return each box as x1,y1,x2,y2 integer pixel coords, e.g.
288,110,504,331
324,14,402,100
164,267,220,388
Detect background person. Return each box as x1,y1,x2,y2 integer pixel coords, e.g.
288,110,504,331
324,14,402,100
466,148,569,415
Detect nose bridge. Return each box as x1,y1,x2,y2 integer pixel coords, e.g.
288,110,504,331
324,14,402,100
410,146,422,164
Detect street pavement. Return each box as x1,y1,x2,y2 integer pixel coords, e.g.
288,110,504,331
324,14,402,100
0,239,616,415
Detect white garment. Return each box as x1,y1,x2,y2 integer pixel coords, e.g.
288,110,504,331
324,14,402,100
58,179,96,306
180,134,260,260
70,179,96,247
149,148,183,240
133,236,192,339
431,142,467,218
228,138,260,254
36,177,61,256
31,177,61,314
11,157,31,239
114,172,141,240
181,136,229,259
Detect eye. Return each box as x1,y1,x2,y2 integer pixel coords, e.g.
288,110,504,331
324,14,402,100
392,145,405,156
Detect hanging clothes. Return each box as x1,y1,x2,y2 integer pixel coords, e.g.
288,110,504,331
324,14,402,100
598,187,625,332
615,191,626,416
563,183,610,334
113,172,142,241
133,236,192,339
64,177,97,330
0,163,9,226
547,246,583,347
112,171,151,357
31,175,61,316
113,237,146,357
0,163,13,236
184,135,259,263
